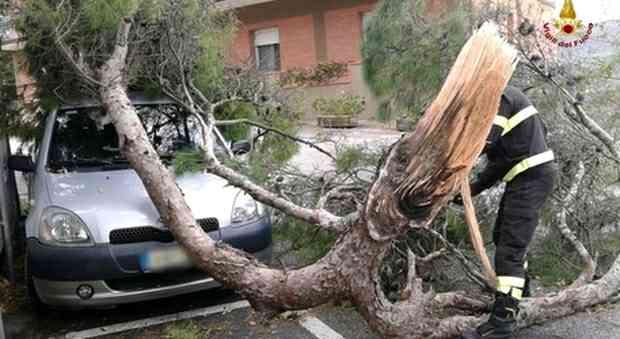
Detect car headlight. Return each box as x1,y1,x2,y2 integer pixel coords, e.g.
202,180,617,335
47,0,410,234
39,207,94,247
231,191,259,224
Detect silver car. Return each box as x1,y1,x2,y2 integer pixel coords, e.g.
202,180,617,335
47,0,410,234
8,96,272,308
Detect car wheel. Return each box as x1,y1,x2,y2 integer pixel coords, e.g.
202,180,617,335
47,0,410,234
24,250,48,312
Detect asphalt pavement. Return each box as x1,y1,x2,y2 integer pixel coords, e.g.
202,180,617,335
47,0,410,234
516,304,620,339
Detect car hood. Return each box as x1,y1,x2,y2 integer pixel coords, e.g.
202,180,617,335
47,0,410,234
45,169,239,243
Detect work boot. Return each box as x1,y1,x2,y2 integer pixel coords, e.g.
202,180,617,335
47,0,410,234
459,292,519,339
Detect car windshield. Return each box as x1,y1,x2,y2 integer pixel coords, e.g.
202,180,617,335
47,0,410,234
48,104,213,172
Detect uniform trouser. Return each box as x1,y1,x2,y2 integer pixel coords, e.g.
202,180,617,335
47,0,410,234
493,164,556,279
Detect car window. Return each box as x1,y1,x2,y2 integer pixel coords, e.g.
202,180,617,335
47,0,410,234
47,104,207,172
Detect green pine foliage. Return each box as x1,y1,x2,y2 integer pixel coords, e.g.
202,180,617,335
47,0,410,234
274,217,337,265
362,0,469,121
15,0,235,101
335,144,382,173
193,18,238,98
215,101,257,142
172,149,204,176
81,0,141,31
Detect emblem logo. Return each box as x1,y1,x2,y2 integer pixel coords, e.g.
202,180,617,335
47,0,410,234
543,0,594,48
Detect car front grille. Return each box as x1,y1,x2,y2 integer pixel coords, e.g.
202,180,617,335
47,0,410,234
109,218,219,244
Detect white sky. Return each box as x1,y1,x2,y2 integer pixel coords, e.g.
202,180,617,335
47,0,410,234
554,0,620,23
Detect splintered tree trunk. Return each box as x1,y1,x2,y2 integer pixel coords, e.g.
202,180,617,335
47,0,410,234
94,21,620,339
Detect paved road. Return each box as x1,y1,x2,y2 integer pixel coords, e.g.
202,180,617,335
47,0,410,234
516,304,620,339
3,288,241,339
93,303,381,339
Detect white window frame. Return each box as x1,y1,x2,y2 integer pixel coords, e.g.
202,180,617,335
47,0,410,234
254,27,280,71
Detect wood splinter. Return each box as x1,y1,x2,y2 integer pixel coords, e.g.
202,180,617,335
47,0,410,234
461,177,497,287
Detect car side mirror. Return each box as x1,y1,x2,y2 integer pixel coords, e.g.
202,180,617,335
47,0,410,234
8,155,35,173
231,140,252,155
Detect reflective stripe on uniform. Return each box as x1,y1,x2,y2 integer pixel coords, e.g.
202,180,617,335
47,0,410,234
493,115,509,130
503,150,555,183
497,276,525,300
493,105,539,136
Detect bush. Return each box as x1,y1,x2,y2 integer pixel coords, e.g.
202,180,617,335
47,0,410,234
279,62,348,87
312,94,365,117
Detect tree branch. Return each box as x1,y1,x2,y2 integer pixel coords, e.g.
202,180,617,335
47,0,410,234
207,161,356,233
520,55,620,162
216,118,337,161
417,248,448,263
99,23,349,315
423,227,493,290
54,27,101,86
555,161,596,287
461,177,496,286
432,291,490,312
316,184,364,210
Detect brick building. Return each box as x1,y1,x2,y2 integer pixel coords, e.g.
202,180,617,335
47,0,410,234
216,0,381,121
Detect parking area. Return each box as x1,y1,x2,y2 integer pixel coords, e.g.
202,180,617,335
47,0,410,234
3,287,380,339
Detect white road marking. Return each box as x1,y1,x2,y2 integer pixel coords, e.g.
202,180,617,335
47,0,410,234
299,314,345,339
64,300,250,339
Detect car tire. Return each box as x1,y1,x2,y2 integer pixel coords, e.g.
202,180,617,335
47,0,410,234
25,250,48,312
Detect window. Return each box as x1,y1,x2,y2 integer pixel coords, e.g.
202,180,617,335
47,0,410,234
254,28,280,72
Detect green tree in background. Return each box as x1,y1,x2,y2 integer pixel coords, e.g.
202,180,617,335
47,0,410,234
362,0,469,122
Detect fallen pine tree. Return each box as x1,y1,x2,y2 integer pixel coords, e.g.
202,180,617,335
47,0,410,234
14,0,620,337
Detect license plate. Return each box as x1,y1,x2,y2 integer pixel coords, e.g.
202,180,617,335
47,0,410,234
140,247,193,273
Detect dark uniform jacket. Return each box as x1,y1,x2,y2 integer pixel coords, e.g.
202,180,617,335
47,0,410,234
471,86,551,196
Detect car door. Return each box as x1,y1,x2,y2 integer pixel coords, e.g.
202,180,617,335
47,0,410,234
0,135,18,285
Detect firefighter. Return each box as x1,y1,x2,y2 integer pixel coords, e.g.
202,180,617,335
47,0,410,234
457,85,556,339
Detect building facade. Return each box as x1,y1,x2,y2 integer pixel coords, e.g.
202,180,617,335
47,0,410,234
217,0,380,121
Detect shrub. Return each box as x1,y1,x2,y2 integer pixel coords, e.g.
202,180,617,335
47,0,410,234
279,62,348,87
312,94,365,117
